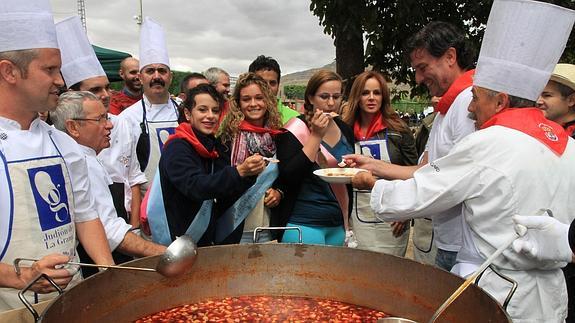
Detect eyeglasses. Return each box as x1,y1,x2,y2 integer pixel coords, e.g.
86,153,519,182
316,93,342,101
72,114,110,124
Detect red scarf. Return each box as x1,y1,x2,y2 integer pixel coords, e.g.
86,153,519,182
564,122,575,137
164,123,219,159
481,108,568,156
239,120,285,136
436,69,475,115
353,111,387,140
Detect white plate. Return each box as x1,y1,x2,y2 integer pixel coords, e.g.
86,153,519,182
313,168,367,184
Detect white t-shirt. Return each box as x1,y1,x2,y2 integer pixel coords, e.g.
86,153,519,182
425,88,475,251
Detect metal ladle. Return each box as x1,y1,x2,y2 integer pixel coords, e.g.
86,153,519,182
14,235,198,278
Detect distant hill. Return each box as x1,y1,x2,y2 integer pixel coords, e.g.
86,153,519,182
280,61,412,101
280,61,336,87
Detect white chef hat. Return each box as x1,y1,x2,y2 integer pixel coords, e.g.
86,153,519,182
0,0,58,52
139,17,170,70
474,0,575,101
56,16,106,88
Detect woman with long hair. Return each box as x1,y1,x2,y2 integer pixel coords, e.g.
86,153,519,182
275,70,354,246
217,73,284,243
342,70,418,256
150,84,265,246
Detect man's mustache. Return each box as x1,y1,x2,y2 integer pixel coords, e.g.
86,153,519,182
468,111,476,121
150,79,165,87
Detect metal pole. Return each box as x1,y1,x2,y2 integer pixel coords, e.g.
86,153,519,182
135,0,143,26
77,0,87,31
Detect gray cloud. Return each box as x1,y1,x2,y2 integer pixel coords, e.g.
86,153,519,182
50,0,336,76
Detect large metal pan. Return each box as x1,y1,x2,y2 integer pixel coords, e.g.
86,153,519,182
38,244,511,323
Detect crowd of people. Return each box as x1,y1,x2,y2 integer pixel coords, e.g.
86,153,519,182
2,0,575,322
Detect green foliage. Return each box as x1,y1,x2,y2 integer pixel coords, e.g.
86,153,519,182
169,70,191,95
311,0,575,97
284,84,306,100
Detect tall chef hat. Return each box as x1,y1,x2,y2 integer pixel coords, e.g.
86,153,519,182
0,0,58,52
139,17,170,70
474,0,575,101
56,16,106,88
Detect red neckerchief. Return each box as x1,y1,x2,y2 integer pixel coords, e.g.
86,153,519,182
353,111,387,140
436,69,475,115
481,108,568,156
564,121,575,137
239,120,285,136
164,123,219,159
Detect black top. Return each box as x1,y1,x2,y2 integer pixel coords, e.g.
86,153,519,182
272,116,354,237
158,130,256,246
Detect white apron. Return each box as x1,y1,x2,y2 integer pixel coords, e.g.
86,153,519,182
143,120,176,183
136,99,179,189
0,134,81,311
351,135,409,256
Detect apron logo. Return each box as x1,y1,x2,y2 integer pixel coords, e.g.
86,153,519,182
27,164,71,230
156,127,175,151
0,132,7,140
359,141,383,160
538,123,559,142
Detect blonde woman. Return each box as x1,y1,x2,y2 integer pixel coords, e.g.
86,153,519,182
217,73,284,243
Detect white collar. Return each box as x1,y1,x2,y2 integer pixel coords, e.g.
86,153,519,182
0,116,43,131
79,144,97,157
143,94,173,109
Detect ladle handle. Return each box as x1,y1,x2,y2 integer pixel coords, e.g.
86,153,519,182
428,233,520,323
13,258,156,274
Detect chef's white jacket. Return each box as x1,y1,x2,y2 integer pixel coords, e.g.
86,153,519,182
372,125,575,322
80,145,132,251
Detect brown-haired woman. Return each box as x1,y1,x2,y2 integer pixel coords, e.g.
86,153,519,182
275,70,354,245
217,73,284,243
342,70,418,256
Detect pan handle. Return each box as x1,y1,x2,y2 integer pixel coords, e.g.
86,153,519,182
18,273,63,322
475,265,518,310
253,226,302,243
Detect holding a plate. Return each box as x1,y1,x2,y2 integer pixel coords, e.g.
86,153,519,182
274,70,354,246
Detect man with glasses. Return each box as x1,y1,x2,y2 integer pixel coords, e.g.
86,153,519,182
120,17,178,187
55,16,165,277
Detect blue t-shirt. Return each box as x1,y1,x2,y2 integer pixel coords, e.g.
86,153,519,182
289,135,353,227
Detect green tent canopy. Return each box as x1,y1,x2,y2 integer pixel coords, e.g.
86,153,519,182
92,45,132,82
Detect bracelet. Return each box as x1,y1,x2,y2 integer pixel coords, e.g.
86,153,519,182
275,188,285,199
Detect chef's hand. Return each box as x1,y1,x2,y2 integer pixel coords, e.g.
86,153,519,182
18,254,74,293
512,214,573,263
351,171,377,190
237,154,266,177
342,154,388,174
391,221,409,238
264,188,282,208
310,109,330,138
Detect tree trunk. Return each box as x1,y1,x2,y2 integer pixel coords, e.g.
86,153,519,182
334,20,364,97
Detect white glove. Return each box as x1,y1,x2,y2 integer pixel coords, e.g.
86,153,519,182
512,214,572,263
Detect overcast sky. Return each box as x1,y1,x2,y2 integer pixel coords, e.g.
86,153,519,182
50,0,336,76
